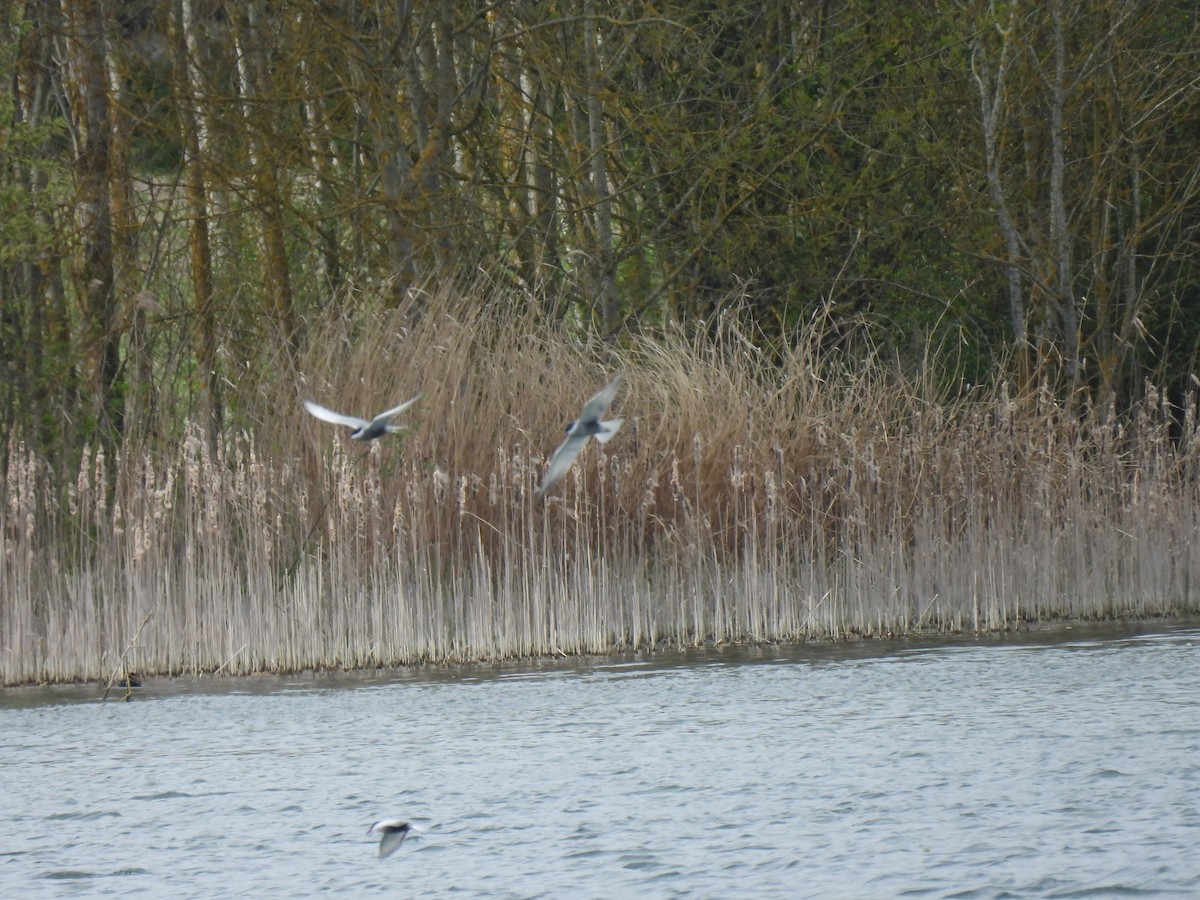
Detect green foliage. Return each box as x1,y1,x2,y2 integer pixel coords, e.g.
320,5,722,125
4,0,1200,461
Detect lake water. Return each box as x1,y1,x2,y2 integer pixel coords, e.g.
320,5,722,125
2,624,1199,898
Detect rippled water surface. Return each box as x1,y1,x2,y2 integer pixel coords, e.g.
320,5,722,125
3,624,1200,897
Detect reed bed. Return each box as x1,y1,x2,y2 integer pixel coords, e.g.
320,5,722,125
4,286,1200,685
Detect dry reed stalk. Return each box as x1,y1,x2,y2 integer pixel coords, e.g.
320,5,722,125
4,285,1200,684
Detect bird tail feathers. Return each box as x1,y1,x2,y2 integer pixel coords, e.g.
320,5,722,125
594,419,624,444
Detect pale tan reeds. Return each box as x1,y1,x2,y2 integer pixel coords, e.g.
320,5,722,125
3,284,1200,684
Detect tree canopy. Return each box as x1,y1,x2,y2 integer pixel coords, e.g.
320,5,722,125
3,0,1199,466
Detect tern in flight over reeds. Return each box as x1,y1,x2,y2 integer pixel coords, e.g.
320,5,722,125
303,396,421,440
537,375,624,496
368,819,416,859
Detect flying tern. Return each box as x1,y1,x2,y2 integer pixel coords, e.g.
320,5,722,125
537,375,624,496
303,396,421,440
368,819,417,859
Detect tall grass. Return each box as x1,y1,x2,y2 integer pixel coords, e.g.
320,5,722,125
4,285,1200,684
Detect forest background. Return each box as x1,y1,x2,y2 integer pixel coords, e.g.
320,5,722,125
3,1,1200,683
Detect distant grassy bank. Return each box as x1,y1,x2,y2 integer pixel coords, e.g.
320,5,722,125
4,287,1199,686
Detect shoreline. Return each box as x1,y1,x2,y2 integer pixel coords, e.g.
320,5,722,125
5,614,1196,695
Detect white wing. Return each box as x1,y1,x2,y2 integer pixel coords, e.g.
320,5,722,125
368,394,422,427
304,400,369,429
537,433,591,495
377,828,408,859
577,375,623,424
592,418,624,445
368,819,413,859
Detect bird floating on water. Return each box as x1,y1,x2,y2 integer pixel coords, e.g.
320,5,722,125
537,375,624,496
368,819,416,859
303,396,421,441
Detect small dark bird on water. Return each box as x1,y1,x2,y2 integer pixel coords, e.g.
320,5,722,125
303,396,421,441
537,375,625,496
368,819,415,859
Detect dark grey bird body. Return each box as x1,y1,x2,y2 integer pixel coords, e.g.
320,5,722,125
304,396,421,440
537,375,624,495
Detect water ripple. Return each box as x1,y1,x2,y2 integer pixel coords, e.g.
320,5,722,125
2,625,1199,896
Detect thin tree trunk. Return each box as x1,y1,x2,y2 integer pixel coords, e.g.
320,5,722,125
233,1,297,354
523,61,560,304
104,18,145,440
297,14,342,294
59,0,123,449
9,13,78,458
971,18,1029,362
582,0,619,332
172,0,222,443
1048,0,1079,388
